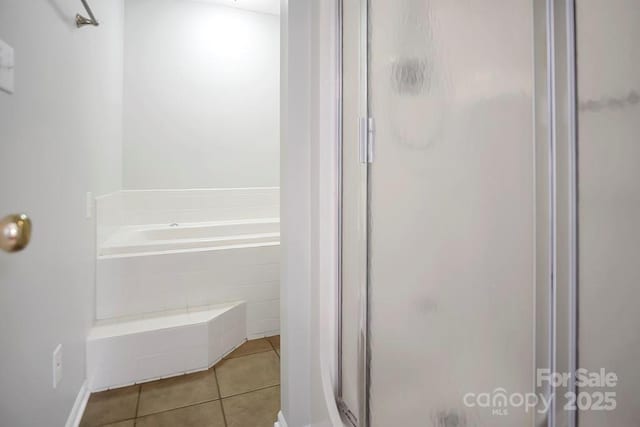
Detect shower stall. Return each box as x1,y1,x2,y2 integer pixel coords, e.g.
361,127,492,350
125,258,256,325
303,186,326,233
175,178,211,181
336,0,640,426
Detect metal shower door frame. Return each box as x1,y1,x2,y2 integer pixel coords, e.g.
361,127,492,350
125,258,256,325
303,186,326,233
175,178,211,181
546,1,579,426
336,1,580,426
336,0,370,426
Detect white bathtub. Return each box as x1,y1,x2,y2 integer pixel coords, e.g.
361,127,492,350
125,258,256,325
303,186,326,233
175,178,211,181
100,218,280,257
95,188,280,338
91,189,280,390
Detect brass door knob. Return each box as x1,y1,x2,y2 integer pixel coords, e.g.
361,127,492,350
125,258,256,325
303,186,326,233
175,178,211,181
0,214,32,253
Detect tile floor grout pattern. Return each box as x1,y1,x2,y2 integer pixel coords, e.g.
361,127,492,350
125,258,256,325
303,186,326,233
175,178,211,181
214,360,228,427
80,335,281,427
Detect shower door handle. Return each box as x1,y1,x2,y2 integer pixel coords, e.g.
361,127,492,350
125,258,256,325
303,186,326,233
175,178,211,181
359,117,375,164
0,214,32,253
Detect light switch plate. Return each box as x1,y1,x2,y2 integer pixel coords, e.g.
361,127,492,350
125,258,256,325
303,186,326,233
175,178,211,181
0,39,15,94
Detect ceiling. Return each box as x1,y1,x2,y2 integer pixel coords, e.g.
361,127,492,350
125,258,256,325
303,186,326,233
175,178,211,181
194,0,280,15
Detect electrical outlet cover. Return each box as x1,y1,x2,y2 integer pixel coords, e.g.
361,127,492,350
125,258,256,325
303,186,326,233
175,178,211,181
0,39,15,94
53,344,63,388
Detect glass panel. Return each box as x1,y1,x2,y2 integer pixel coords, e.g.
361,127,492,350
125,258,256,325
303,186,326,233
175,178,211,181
576,1,640,426
340,0,368,420
367,1,536,425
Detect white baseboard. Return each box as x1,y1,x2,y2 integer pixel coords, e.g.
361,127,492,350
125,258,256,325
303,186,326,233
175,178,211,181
65,380,90,427
274,410,288,427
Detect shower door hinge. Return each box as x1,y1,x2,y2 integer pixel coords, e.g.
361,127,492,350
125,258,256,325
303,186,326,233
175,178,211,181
359,117,375,164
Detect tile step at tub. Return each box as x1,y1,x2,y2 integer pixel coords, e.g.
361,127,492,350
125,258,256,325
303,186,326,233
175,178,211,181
87,302,247,391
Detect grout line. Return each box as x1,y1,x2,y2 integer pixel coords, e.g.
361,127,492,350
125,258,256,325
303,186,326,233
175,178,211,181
223,337,280,361
135,395,223,419
213,366,228,427
134,399,222,423
267,338,280,359
130,342,281,424
224,347,273,360
220,384,281,401
131,383,280,425
130,385,281,422
133,384,141,425
99,417,136,427
132,355,281,420
217,399,227,427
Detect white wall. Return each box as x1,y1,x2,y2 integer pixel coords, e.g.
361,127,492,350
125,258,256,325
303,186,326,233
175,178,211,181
279,0,312,424
280,1,346,426
0,0,124,425
123,0,280,189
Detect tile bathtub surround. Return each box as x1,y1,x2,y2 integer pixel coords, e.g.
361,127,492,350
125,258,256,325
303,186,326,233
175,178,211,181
95,242,280,337
80,337,281,427
96,188,280,237
95,188,281,340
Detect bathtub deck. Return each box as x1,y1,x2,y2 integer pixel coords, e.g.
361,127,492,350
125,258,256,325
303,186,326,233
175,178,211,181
99,218,280,257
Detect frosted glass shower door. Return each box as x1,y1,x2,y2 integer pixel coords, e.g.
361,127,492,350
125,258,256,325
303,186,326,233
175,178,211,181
367,1,537,425
576,1,640,425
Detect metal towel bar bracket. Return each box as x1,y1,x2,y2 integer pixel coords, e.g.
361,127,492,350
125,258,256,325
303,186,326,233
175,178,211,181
76,0,99,28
